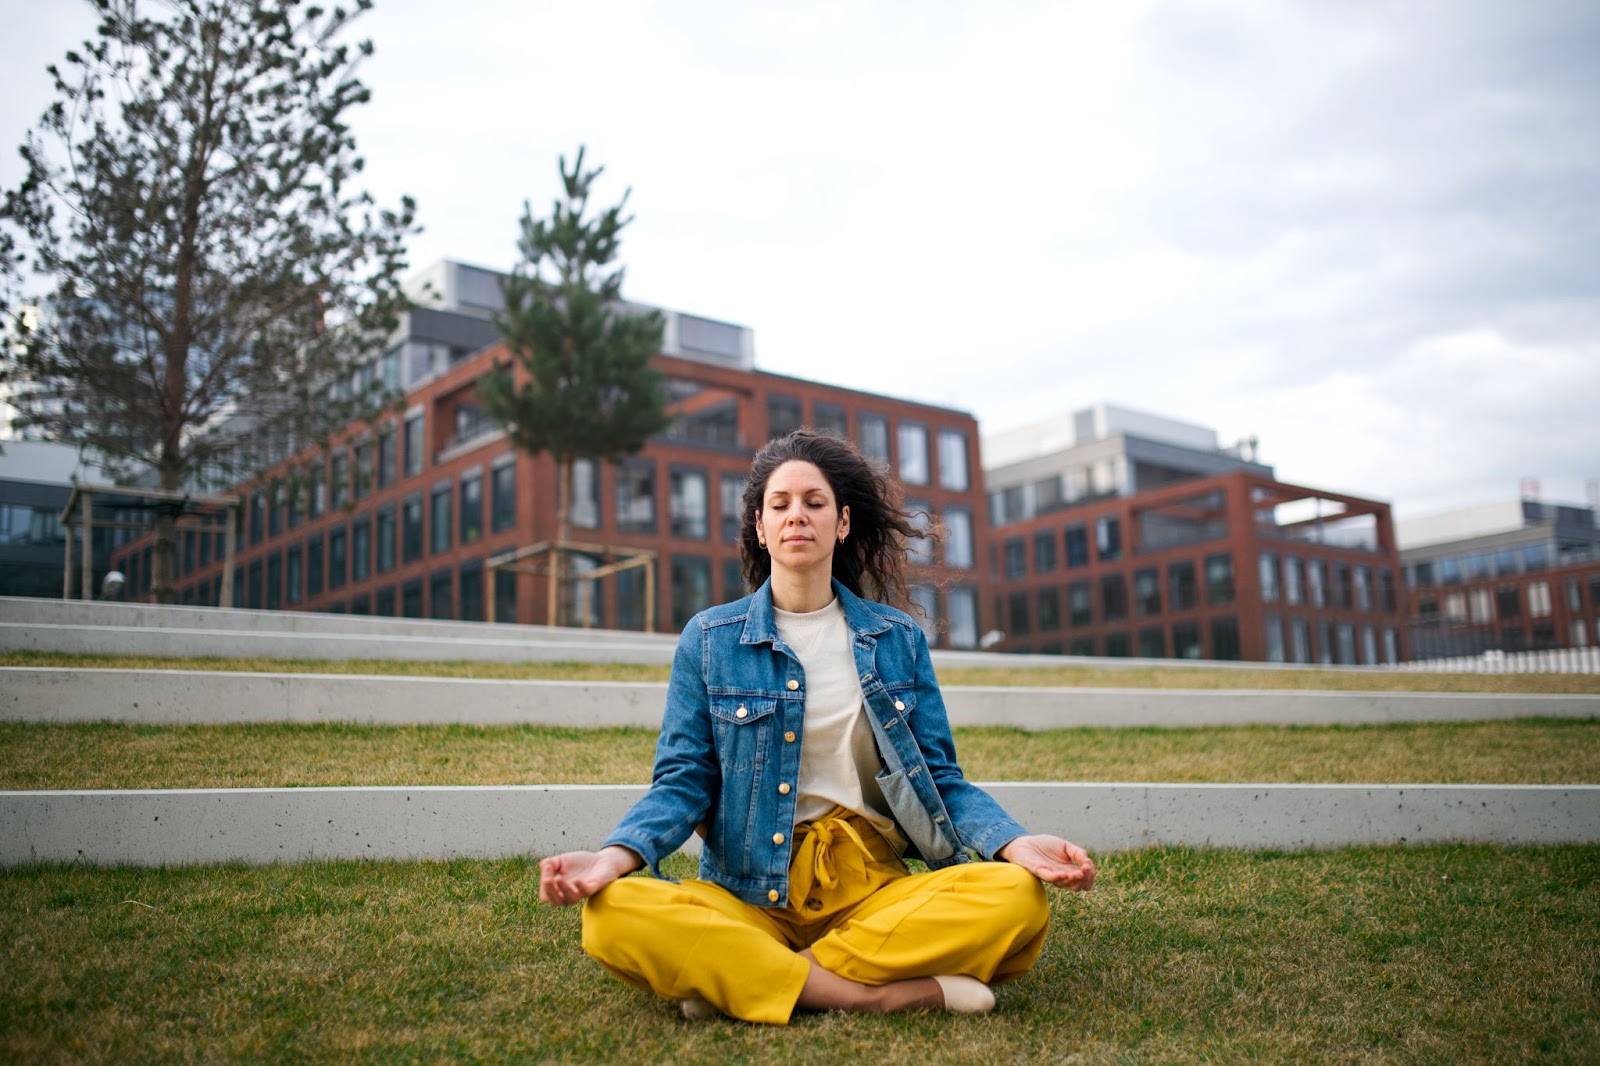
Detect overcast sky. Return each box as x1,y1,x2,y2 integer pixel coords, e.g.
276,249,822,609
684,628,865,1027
4,0,1597,522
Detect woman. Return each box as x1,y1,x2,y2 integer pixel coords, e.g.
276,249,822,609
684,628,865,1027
538,430,1095,1024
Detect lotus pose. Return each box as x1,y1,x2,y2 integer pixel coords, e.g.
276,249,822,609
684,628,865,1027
539,430,1095,1023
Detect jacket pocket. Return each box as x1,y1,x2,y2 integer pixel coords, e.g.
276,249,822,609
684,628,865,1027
875,766,957,863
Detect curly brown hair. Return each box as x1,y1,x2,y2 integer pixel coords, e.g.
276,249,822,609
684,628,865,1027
738,429,938,612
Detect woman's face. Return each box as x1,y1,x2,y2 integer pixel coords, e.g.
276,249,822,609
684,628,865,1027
757,460,850,578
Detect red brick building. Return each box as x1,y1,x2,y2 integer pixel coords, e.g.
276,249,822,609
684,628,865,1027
115,332,995,646
988,469,1410,664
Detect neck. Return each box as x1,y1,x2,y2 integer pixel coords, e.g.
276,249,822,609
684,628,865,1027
769,568,835,614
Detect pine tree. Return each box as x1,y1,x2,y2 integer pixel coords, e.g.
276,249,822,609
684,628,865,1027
0,0,416,602
479,147,669,625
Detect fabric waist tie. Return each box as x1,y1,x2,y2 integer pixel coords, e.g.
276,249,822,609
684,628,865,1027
788,807,880,907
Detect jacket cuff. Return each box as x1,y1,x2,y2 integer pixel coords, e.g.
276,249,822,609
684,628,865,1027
970,818,1030,861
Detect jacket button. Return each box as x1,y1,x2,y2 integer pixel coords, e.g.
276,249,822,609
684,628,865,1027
768,889,780,902
735,707,748,719
784,731,796,743
778,782,791,795
894,700,906,711
787,679,799,691
773,832,785,845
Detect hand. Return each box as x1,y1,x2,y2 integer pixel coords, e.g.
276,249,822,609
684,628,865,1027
538,846,642,906
997,834,1096,892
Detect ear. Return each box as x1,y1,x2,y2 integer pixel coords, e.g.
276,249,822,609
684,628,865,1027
755,510,766,546
838,503,850,540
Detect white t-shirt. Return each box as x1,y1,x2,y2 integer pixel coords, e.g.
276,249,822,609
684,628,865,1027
774,598,904,848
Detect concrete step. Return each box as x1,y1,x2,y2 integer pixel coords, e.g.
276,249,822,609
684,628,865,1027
5,667,1596,728
6,783,1596,867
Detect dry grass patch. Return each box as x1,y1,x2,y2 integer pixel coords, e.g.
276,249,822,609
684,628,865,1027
2,718,1596,790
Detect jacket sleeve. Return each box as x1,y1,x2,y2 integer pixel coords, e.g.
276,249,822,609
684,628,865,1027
904,624,1030,860
600,619,720,878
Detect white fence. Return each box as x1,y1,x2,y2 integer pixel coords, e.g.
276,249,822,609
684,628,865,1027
1392,646,1600,675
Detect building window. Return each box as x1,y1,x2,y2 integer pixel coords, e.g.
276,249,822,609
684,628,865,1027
722,558,745,603
1361,625,1378,665
309,465,325,519
1284,556,1304,605
571,458,600,530
1037,587,1062,631
1138,627,1165,658
494,570,518,625
719,473,747,544
1470,588,1493,623
1260,554,1279,603
1065,524,1090,568
266,552,282,611
814,402,848,439
286,545,302,605
1264,615,1285,663
1068,581,1092,627
376,505,396,573
947,587,978,649
306,535,324,598
430,483,452,554
1173,621,1202,659
671,555,712,629
1354,565,1372,611
1101,573,1128,622
1103,632,1130,657
1290,619,1311,663
1033,531,1058,574
937,430,969,491
430,569,453,620
459,561,485,622
249,490,265,546
491,460,517,533
246,559,262,609
1134,567,1161,616
352,439,372,500
1205,553,1235,605
1008,592,1031,637
330,450,349,510
1095,516,1122,562
375,586,396,616
898,423,929,485
670,468,709,539
944,507,974,569
617,459,657,534
1335,623,1357,664
1003,536,1026,579
402,492,424,564
1307,560,1327,607
1528,580,1552,618
402,578,423,618
328,524,347,590
1210,617,1241,661
1168,560,1198,612
352,515,371,582
460,469,484,546
377,423,397,489
767,394,803,440
859,413,890,466
403,411,425,478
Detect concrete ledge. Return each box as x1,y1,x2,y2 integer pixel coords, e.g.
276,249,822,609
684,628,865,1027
4,668,1596,728
0,622,680,665
4,783,1596,867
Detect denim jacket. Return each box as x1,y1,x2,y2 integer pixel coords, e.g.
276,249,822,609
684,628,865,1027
602,578,1030,908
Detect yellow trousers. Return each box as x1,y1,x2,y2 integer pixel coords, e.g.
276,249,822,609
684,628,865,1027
581,810,1049,1024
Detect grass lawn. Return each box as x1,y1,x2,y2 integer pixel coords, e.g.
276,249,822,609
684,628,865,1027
6,650,1600,693
2,846,1595,1064
2,718,1597,790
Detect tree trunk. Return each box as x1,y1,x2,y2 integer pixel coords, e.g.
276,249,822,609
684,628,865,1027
549,455,572,627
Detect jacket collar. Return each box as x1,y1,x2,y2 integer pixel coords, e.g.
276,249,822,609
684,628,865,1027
741,577,893,645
